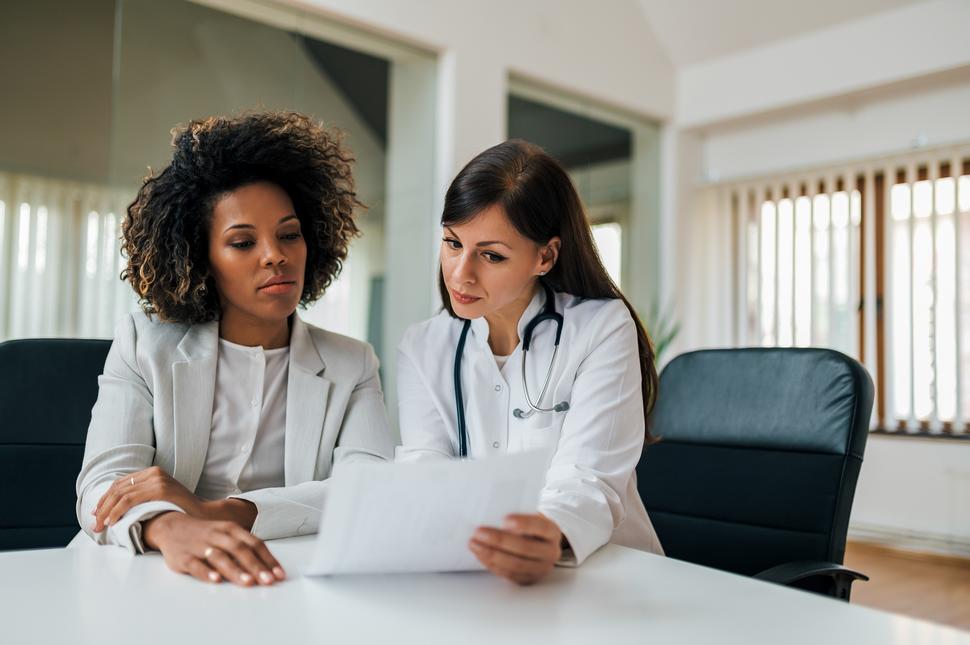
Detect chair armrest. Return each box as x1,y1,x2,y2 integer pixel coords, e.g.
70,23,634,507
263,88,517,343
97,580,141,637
754,560,869,601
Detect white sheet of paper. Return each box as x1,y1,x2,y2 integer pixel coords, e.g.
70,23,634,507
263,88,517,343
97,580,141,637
306,450,551,575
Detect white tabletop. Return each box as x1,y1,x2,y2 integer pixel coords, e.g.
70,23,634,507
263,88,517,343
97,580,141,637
1,537,967,645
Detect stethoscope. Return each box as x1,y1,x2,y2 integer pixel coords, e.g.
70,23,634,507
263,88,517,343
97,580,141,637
453,283,570,458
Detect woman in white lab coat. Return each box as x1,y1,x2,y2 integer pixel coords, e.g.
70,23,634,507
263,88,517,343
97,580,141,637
397,139,664,585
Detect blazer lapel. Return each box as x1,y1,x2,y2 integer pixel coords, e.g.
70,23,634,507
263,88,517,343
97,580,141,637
171,321,218,491
284,316,331,484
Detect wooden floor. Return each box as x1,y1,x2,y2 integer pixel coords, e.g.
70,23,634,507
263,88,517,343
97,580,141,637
844,540,970,632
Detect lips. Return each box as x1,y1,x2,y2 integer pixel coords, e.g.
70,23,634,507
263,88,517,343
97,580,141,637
258,275,297,294
450,289,481,305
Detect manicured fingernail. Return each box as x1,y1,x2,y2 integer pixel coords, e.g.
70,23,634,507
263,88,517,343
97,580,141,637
259,571,273,584
273,567,286,580
240,573,253,584
208,572,220,583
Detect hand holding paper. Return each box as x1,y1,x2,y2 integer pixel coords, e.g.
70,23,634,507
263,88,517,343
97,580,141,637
307,450,550,575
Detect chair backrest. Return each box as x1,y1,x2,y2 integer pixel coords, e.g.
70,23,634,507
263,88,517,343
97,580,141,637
0,338,110,550
637,348,873,576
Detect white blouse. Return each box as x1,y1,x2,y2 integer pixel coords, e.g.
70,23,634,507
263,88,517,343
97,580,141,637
113,339,289,552
194,339,288,500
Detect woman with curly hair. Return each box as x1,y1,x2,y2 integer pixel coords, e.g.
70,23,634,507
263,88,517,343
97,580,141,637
73,112,393,587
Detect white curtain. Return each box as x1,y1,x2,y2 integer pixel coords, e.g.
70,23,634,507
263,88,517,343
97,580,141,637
0,172,136,340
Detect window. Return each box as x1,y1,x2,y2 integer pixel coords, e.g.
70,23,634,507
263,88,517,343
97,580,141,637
885,164,970,433
592,221,623,287
729,149,970,436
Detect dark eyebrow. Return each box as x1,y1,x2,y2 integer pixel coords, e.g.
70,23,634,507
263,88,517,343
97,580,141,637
444,226,511,249
475,240,512,249
223,214,298,233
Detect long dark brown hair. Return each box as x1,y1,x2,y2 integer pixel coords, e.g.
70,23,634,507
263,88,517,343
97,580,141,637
438,139,659,440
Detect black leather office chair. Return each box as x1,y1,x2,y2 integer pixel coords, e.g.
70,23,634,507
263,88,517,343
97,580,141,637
638,348,873,601
0,338,110,551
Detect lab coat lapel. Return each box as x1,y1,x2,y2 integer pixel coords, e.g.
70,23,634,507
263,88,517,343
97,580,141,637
172,321,219,490
284,316,330,484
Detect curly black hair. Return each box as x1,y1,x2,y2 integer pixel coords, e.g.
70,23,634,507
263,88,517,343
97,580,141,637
121,111,361,324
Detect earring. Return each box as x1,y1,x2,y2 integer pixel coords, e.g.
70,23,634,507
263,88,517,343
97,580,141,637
538,271,546,276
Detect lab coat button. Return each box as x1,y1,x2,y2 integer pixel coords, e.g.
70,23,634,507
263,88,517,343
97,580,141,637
494,384,502,392
492,441,500,448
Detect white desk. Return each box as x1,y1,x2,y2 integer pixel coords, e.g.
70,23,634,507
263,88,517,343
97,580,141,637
1,537,967,644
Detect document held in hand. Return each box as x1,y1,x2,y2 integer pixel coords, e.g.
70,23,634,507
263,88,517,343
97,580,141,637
306,450,551,575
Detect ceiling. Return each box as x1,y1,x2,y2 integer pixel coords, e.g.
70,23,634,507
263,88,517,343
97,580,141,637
636,0,929,66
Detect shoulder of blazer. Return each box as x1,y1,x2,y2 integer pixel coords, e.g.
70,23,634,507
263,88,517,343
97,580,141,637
126,310,192,343
119,310,195,363
299,317,377,381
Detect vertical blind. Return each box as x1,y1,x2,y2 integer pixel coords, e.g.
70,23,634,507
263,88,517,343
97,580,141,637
724,145,970,436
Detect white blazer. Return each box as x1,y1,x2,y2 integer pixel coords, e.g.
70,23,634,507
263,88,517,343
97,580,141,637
397,289,663,565
74,312,393,552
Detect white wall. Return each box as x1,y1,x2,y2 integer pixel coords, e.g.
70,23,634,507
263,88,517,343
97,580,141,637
852,436,970,555
677,0,970,129
701,72,970,183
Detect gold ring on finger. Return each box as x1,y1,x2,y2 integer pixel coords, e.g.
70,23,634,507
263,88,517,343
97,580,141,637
130,476,135,486
204,547,215,559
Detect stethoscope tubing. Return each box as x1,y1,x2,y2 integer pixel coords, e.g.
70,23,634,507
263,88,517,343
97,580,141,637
454,284,567,458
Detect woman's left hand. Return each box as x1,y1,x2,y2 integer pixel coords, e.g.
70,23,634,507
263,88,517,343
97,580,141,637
469,513,563,585
93,466,204,532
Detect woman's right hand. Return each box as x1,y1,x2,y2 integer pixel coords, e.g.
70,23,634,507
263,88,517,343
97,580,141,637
142,512,286,587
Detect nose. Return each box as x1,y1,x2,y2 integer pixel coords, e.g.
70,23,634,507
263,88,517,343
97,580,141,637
260,239,286,268
450,249,476,286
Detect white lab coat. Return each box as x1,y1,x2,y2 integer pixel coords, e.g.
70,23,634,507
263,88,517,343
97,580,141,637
396,289,664,565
